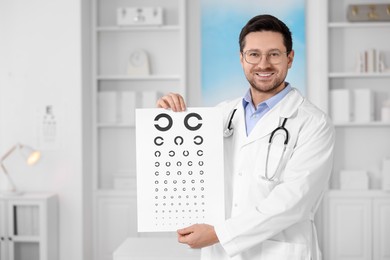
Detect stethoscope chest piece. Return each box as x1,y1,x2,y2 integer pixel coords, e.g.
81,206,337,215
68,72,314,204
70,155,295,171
223,108,237,138
224,128,234,137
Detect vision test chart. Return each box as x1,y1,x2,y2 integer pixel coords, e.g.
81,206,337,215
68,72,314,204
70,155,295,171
136,107,225,232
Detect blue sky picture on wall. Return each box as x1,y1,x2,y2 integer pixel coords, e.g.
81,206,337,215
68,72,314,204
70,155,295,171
201,0,306,106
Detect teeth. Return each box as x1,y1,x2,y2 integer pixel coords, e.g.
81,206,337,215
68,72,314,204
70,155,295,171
256,72,272,77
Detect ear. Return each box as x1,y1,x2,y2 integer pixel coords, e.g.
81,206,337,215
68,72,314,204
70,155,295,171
240,51,244,66
287,50,294,69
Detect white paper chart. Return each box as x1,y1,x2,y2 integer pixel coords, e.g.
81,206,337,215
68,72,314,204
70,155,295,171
136,108,225,232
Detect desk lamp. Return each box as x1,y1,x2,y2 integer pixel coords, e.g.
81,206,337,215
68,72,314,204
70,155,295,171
0,143,41,196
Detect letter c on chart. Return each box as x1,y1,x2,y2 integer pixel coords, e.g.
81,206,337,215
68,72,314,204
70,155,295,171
174,136,184,145
184,113,203,131
193,135,203,145
154,136,164,146
154,113,173,132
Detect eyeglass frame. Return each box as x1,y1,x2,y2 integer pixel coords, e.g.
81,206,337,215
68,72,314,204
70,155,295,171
241,49,291,65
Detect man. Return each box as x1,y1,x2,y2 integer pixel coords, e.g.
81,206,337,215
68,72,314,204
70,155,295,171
157,14,334,260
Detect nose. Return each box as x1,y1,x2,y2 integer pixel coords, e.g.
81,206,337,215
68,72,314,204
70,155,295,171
256,54,271,68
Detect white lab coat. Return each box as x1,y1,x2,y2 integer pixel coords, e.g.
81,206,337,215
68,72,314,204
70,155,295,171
201,88,335,260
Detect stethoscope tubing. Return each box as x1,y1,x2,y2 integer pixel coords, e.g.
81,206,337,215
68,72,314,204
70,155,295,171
224,108,289,182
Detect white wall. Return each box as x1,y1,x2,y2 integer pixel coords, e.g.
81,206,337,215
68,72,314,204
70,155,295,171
0,1,85,259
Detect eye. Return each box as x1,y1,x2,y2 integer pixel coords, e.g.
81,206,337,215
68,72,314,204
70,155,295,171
248,51,260,57
268,51,281,57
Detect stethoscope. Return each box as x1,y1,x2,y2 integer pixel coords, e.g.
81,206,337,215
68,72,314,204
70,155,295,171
224,108,290,182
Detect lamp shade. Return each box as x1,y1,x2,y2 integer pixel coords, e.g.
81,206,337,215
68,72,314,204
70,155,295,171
0,143,41,196
19,145,41,165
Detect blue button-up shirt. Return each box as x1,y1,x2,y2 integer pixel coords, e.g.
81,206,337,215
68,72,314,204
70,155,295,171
243,84,292,136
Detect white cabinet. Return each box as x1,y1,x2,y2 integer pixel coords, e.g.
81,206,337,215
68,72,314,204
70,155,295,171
0,193,57,260
324,193,371,260
93,193,137,260
373,198,390,260
94,192,174,260
325,0,390,189
323,191,390,260
95,193,137,260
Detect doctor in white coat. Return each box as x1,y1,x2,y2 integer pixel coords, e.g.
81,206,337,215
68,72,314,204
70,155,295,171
157,14,335,260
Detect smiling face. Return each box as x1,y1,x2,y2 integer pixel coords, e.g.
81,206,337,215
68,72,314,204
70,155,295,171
240,31,294,106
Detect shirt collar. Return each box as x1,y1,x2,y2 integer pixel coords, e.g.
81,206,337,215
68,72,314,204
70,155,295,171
242,83,292,111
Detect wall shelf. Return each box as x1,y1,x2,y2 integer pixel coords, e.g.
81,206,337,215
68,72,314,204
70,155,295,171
329,72,390,78
95,190,136,197
326,190,390,197
97,75,181,81
334,122,390,127
97,25,181,32
97,123,134,128
328,22,390,28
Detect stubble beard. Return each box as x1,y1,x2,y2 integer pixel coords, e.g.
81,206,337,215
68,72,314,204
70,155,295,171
247,74,286,96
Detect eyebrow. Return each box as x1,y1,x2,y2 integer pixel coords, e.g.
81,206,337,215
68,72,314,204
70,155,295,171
245,48,282,52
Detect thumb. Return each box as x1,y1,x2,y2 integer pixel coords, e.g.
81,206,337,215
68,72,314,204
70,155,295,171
177,225,194,235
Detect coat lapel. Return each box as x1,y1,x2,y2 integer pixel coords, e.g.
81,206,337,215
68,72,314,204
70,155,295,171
240,89,304,146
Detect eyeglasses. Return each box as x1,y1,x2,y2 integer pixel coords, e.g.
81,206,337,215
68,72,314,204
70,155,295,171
242,49,289,65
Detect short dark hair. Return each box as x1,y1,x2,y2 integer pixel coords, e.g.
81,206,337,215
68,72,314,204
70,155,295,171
239,14,293,53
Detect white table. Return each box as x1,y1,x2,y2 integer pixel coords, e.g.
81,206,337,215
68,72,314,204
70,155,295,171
113,237,201,260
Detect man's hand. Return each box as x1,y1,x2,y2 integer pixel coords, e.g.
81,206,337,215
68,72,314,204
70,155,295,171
156,92,186,112
177,224,219,249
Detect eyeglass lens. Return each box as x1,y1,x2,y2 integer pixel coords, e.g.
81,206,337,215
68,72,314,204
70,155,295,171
244,50,287,65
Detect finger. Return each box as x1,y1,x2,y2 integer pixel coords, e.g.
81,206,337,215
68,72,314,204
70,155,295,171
167,92,185,112
177,228,193,245
176,94,186,111
156,97,170,109
177,225,193,235
177,232,189,244
164,93,186,112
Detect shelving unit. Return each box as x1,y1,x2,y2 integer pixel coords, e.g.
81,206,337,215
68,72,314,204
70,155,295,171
92,0,187,191
0,193,57,260
321,1,390,259
91,1,187,260
326,0,390,189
